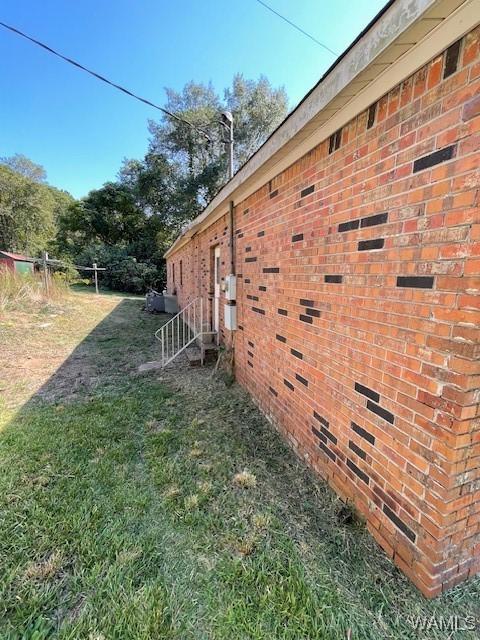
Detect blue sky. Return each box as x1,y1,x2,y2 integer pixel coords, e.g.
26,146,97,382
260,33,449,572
0,0,386,198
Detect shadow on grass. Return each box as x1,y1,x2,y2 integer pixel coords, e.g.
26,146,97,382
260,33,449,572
0,299,177,639
1,297,480,640
24,298,168,405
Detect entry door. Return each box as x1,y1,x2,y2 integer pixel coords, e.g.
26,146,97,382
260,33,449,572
213,246,220,340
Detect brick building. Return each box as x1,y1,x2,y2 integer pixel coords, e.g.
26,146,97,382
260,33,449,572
164,0,480,597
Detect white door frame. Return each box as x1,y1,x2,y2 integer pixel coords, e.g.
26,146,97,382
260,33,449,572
213,245,220,342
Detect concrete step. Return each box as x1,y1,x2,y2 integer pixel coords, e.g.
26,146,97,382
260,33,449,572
185,346,202,367
203,344,220,364
137,360,163,374
185,344,219,366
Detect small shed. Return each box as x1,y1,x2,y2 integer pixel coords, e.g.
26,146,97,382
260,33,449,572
0,251,35,275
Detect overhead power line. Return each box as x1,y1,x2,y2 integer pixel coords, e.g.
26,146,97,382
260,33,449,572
254,0,338,56
0,20,211,140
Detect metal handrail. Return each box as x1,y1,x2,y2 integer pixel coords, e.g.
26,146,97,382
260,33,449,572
155,297,215,367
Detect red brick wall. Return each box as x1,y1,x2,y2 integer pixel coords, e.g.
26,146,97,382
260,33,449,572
169,214,235,346
167,26,480,597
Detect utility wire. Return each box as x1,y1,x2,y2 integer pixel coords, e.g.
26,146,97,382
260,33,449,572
0,20,211,140
254,0,337,56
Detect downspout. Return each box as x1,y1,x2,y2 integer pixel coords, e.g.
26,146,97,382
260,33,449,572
229,200,235,275
228,199,236,371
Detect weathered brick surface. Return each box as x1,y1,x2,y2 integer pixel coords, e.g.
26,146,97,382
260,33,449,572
168,27,480,597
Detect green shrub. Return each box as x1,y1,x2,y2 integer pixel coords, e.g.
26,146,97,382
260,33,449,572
76,244,164,294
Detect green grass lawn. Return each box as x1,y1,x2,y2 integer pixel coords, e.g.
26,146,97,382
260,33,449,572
1,290,479,639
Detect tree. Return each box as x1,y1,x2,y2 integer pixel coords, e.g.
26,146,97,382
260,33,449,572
0,154,47,183
59,183,146,248
147,75,288,210
51,73,289,294
0,155,74,256
119,153,177,221
0,165,72,256
224,74,289,168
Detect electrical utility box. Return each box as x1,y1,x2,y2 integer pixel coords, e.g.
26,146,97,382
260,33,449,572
224,274,236,301
224,303,237,331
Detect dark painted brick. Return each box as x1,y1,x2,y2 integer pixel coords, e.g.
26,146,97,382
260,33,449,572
269,189,278,198
367,400,394,424
245,257,257,263
313,411,329,427
278,308,288,316
291,348,303,359
276,334,286,343
292,233,304,242
300,298,314,307
244,278,251,283
325,275,342,283
245,246,252,252
295,373,308,387
396,276,434,289
237,233,244,239
300,185,315,198
413,145,455,172
284,379,294,391
243,208,249,215
238,325,244,330
321,426,337,445
329,128,342,153
257,230,265,237
252,307,265,315
263,267,280,273
312,425,327,444
329,133,335,154
247,351,254,358
355,382,380,403
367,102,377,129
247,294,259,301
351,422,375,445
299,314,313,324
269,386,278,397
259,285,267,291
361,212,388,227
338,219,360,232
444,39,461,78
247,360,254,368
306,308,321,317
383,504,416,542
347,459,369,485
248,340,254,348
358,238,384,251
349,440,367,460
318,440,336,461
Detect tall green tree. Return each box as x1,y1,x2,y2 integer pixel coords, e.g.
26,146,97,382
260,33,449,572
58,183,146,248
147,75,288,210
0,154,47,183
224,74,289,167
0,159,73,256
54,73,289,293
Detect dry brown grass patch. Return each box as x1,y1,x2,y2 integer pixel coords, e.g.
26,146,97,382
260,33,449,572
232,470,257,488
24,550,63,582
